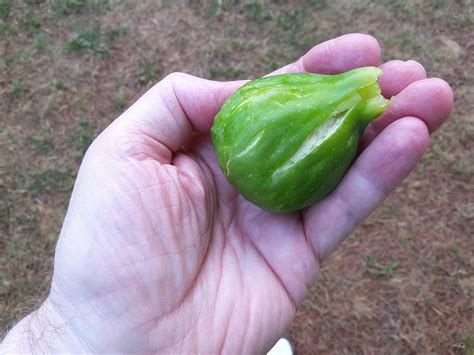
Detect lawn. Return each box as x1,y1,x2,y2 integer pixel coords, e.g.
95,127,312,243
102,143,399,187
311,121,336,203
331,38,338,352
1,0,473,353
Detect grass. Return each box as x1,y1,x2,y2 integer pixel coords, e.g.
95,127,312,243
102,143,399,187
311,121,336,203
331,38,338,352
461,336,474,355
52,79,68,91
33,33,53,52
18,8,42,34
276,7,306,32
0,0,12,19
27,131,55,155
51,0,88,15
138,57,161,86
66,24,127,58
24,168,73,194
66,25,109,58
111,90,129,111
1,0,472,352
367,255,400,278
208,64,241,80
243,1,272,22
6,80,28,100
62,119,97,159
51,0,114,16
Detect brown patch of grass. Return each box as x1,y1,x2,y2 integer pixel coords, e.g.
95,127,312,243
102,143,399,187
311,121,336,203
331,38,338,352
1,0,473,352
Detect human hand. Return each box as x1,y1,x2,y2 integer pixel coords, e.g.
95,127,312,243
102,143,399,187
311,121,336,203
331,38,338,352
1,34,453,354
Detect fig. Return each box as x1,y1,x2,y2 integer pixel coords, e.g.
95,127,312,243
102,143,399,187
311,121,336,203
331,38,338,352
211,66,390,213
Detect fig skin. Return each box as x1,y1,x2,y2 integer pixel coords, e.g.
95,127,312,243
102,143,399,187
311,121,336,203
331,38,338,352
211,66,390,213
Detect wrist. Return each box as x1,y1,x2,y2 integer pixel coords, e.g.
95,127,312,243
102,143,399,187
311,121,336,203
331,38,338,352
1,297,87,354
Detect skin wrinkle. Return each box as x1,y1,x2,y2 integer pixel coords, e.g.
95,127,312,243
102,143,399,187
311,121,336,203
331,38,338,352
136,268,204,348
136,225,214,352
349,166,388,208
378,60,427,99
75,264,150,306
301,212,322,277
100,261,137,314
110,131,173,163
185,287,215,354
102,243,204,277
218,248,243,355
43,294,94,351
162,172,183,256
153,79,192,151
193,294,211,352
157,171,181,256
173,311,199,354
218,303,237,354
176,161,207,203
138,299,193,351
292,58,306,73
190,195,211,239
169,168,202,254
320,40,337,70
186,137,241,210
304,196,358,263
62,296,112,350
117,101,180,158
239,293,253,353
244,211,312,305
105,205,159,252
134,172,171,254
58,230,118,302
207,80,224,129
334,195,360,234
67,165,201,338
172,152,214,235
149,293,203,353
110,192,187,236
125,136,172,164
360,120,428,190
94,306,145,352
207,221,228,352
164,203,199,231
226,268,251,353
226,228,256,353
169,73,206,133
243,228,297,314
164,161,208,229
146,238,220,353
319,170,387,244
115,174,174,200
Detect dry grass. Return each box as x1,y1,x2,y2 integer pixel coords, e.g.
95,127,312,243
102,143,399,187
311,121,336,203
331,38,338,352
1,0,473,353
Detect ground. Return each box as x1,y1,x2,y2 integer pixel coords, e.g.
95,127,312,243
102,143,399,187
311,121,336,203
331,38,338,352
0,0,473,353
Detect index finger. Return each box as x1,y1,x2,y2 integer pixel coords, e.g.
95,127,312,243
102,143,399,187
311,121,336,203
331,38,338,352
269,33,381,75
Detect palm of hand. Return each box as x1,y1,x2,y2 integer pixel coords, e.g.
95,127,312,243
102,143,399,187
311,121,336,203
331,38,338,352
54,131,314,353
48,35,452,353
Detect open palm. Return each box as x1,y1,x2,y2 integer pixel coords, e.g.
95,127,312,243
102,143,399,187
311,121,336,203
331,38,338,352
24,34,453,354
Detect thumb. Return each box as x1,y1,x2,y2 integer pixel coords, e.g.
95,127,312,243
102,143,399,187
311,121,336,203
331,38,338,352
100,72,245,163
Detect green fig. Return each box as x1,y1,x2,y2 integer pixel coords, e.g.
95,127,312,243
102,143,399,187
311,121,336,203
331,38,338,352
211,66,390,213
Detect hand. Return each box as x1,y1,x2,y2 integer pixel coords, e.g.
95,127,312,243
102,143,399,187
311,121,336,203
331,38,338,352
1,34,453,354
